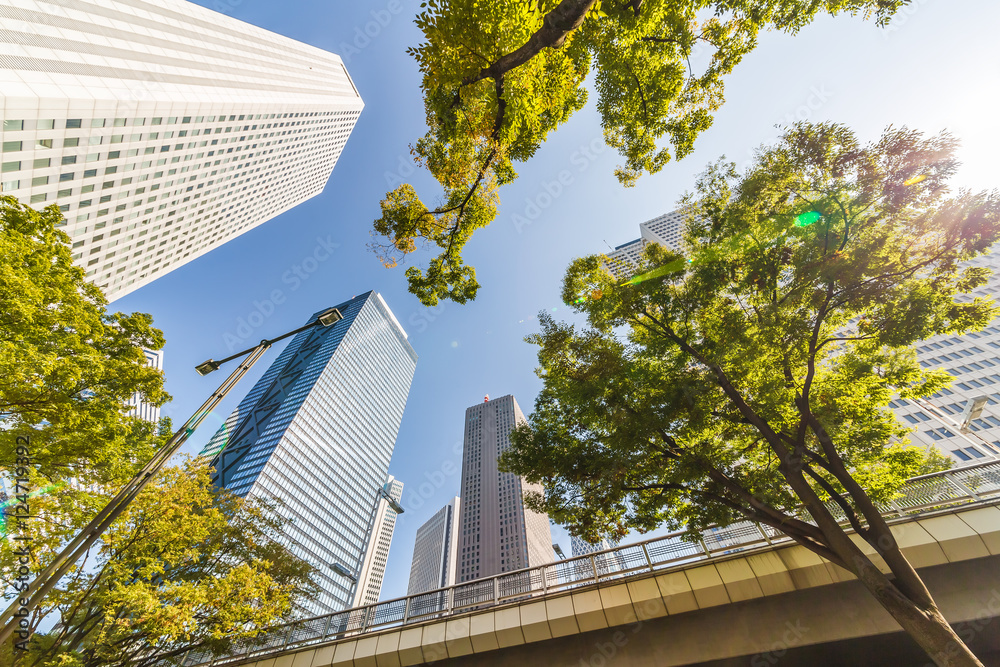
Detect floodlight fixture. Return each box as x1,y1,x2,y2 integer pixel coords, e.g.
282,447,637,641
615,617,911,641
330,562,357,581
317,308,343,327
195,359,220,376
959,395,990,433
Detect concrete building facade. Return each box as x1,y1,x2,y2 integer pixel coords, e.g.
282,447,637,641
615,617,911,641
352,475,405,608
0,0,362,300
603,209,686,278
126,348,163,423
407,496,461,595
457,395,552,583
892,249,1000,464
199,292,416,613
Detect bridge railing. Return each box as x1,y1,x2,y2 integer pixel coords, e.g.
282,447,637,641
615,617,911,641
180,459,1000,666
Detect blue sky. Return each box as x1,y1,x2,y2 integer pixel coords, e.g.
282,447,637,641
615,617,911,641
112,0,1000,602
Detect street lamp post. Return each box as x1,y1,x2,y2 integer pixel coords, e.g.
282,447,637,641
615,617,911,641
0,308,342,643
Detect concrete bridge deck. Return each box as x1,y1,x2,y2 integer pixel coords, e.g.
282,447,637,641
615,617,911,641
182,461,1000,667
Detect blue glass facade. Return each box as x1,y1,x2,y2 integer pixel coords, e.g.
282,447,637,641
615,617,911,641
200,291,417,613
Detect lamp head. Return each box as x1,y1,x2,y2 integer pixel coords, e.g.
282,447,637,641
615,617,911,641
317,308,343,327
195,360,220,376
330,562,356,581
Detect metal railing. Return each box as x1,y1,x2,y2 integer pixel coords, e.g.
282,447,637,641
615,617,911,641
179,459,1000,666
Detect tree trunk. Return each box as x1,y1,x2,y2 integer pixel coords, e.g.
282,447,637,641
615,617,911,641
849,555,983,667
774,462,983,666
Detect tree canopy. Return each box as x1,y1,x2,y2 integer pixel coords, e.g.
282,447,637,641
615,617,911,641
0,196,169,484
500,123,1000,666
4,457,317,667
371,0,908,305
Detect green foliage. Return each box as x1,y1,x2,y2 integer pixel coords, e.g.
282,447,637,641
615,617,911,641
0,196,169,483
501,122,1000,546
5,458,317,667
373,0,909,305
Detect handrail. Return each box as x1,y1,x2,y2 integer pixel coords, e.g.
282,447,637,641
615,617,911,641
179,459,1000,666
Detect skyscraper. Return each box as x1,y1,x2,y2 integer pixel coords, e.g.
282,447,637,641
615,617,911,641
407,496,460,595
200,292,416,613
0,0,363,300
352,475,404,608
126,348,164,423
603,209,686,278
457,395,552,583
570,535,613,558
890,249,1000,464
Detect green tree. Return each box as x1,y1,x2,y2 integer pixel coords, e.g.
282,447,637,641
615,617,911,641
4,457,316,667
500,123,1000,666
371,0,907,305
0,195,169,483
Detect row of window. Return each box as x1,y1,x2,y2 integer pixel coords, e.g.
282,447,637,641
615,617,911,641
1,110,359,132
1,118,353,154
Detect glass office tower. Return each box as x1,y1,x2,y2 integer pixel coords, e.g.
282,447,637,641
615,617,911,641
200,291,416,613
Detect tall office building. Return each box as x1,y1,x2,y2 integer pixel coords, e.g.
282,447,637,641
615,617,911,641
891,249,1000,464
603,209,686,278
407,496,461,595
126,348,164,423
0,0,363,300
352,475,404,608
457,395,552,583
200,292,416,613
570,535,613,558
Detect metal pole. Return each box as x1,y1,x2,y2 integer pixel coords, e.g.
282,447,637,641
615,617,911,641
640,543,654,571
0,344,269,642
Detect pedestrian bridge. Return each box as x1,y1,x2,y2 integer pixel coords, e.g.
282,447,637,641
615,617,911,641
182,461,1000,667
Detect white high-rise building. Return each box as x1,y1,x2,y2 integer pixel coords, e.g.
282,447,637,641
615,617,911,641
352,475,405,608
603,209,686,278
891,249,1000,465
457,395,552,583
569,535,613,558
0,0,363,300
407,497,461,595
126,348,164,423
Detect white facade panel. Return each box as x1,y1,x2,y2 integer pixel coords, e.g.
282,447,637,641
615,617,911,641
602,208,686,279
125,347,163,423
353,475,404,607
891,248,1000,465
407,496,460,595
0,0,363,300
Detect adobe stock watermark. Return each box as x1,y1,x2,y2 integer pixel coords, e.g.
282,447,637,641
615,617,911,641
339,0,406,64
10,436,34,652
511,136,608,234
208,0,243,15
921,587,1000,667
397,440,463,523
221,235,340,352
408,303,447,335
882,0,934,39
750,620,810,666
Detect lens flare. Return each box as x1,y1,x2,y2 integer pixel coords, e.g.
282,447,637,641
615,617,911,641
795,211,822,227
625,258,687,285
0,481,67,537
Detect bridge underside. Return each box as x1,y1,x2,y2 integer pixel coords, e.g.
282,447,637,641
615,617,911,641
438,555,1000,667
229,504,1000,667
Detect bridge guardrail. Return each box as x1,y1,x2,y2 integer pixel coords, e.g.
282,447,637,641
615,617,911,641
179,459,1000,666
